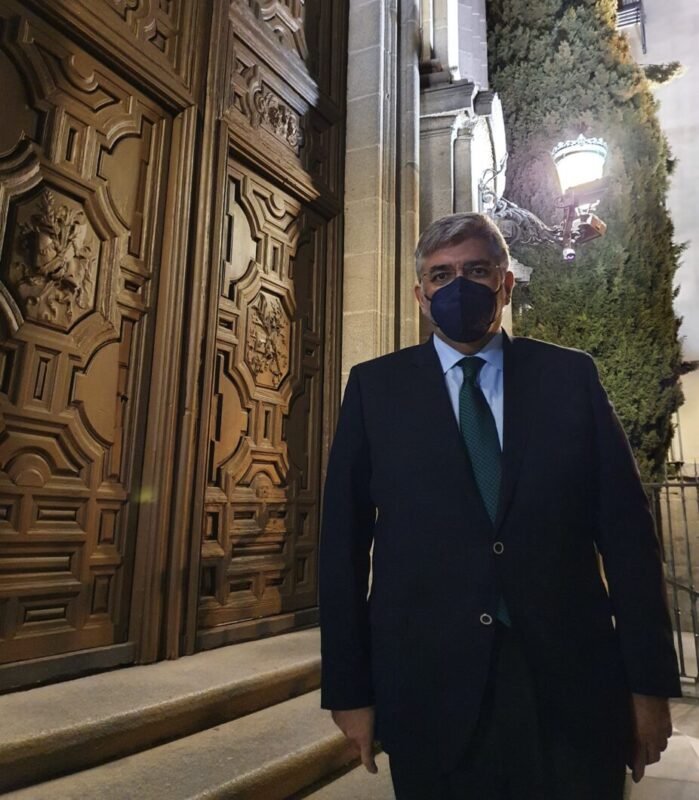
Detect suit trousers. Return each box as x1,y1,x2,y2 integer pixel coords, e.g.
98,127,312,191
388,624,627,800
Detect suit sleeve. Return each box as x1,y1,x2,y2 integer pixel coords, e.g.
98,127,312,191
319,366,376,709
585,355,681,697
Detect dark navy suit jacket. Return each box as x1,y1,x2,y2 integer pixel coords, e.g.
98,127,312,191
319,333,680,772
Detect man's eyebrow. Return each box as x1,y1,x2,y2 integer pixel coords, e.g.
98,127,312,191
426,259,492,272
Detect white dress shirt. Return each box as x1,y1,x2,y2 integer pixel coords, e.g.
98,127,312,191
432,331,504,449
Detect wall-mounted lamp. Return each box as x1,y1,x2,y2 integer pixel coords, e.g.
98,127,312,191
481,134,609,261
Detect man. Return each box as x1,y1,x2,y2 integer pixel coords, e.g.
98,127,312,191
319,213,681,799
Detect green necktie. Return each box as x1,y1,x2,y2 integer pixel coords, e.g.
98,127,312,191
459,357,501,521
459,357,510,625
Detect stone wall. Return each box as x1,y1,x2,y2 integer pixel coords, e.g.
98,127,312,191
342,0,420,380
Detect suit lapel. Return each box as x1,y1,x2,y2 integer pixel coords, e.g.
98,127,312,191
412,336,462,446
412,336,494,530
495,333,541,531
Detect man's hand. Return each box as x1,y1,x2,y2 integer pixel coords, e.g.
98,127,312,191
628,694,673,783
331,706,378,774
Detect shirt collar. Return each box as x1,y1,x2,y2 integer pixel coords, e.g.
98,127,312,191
432,331,504,375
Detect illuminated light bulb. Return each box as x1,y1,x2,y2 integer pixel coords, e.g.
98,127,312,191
551,134,608,194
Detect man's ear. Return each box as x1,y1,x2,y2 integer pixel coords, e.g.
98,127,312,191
414,283,430,317
503,270,515,305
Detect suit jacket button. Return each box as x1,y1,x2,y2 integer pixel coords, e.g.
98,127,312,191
493,541,504,555
480,613,493,626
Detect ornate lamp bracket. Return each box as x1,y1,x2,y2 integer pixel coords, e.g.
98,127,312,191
481,134,609,262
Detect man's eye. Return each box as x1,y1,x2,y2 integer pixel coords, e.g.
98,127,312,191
432,272,451,282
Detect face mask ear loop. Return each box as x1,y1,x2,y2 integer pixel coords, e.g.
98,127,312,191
420,283,434,304
490,278,506,326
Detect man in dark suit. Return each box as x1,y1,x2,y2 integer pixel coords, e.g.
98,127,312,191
319,213,681,799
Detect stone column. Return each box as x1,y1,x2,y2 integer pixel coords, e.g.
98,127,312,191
419,0,507,221
420,0,488,83
457,0,488,85
453,121,477,213
398,0,421,349
418,81,475,340
419,80,477,228
342,0,421,379
432,0,460,78
418,0,512,333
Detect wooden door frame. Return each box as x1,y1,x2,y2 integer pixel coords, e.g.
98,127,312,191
127,102,200,663
128,2,220,664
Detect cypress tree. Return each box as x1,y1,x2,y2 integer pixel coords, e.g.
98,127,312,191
643,62,684,87
487,0,684,481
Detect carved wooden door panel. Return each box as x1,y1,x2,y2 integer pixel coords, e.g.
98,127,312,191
197,164,327,647
194,0,347,649
0,3,172,667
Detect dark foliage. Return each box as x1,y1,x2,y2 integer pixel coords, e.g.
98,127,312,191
644,62,684,86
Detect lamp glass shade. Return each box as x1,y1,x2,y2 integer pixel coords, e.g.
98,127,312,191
551,134,608,193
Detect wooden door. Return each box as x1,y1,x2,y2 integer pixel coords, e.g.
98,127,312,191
0,0,199,680
193,0,347,649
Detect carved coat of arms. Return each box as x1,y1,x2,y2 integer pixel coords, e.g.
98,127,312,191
246,292,289,388
9,190,96,328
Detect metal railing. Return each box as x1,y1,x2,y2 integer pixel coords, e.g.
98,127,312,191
616,0,647,53
646,465,699,696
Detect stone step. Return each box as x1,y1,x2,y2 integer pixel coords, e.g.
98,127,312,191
304,753,394,799
4,690,358,800
0,628,321,794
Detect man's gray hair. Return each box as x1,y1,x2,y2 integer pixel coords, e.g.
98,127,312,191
415,213,510,278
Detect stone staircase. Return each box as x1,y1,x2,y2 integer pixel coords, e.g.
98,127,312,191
0,629,394,799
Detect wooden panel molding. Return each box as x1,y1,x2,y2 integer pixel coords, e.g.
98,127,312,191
0,2,172,668
230,60,304,153
225,1,345,216
196,162,326,647
244,0,309,61
21,0,200,106
103,0,186,73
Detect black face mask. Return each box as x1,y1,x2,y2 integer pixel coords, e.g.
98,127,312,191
426,277,499,343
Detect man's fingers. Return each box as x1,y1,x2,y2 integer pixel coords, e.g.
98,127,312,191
632,751,645,783
359,740,378,774
330,707,376,772
631,741,666,783
646,744,661,766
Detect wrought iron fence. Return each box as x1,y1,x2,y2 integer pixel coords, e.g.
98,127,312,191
645,465,699,697
616,0,647,54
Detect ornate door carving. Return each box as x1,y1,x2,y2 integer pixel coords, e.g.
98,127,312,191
197,164,326,646
0,3,173,667
194,0,347,648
